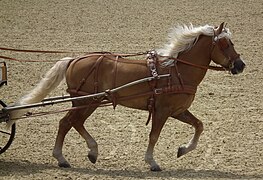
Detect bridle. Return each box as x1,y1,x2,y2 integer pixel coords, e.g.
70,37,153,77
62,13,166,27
210,29,240,71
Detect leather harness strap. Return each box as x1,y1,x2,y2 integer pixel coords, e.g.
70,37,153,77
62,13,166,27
169,56,226,71
75,55,104,93
146,50,159,126
0,46,85,54
111,55,119,108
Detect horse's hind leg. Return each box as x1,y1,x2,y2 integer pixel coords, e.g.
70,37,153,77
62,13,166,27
172,110,203,158
52,105,98,168
72,106,99,164
52,110,75,168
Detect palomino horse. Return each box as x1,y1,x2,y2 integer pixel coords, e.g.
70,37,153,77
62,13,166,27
9,22,245,171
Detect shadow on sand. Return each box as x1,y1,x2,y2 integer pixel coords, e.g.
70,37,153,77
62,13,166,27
0,159,262,179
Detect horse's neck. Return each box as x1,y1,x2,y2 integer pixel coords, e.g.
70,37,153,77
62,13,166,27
178,36,212,86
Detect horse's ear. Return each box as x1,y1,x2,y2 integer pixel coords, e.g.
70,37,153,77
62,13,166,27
215,22,224,35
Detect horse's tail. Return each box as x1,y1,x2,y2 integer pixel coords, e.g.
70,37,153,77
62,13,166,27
7,57,74,128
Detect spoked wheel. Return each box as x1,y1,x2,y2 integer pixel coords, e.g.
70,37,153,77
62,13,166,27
0,123,16,154
0,100,16,154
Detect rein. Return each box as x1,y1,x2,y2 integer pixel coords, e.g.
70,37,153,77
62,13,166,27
163,56,226,71
0,47,85,54
0,46,148,63
0,46,226,71
0,55,56,63
0,46,226,74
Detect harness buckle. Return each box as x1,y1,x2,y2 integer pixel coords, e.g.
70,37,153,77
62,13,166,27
154,88,163,95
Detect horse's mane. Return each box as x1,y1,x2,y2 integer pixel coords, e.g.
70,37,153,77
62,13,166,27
157,24,231,66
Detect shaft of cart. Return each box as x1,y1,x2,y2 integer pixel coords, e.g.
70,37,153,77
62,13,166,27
1,74,170,113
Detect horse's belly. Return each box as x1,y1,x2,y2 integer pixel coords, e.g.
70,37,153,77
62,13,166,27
117,93,195,116
117,95,150,110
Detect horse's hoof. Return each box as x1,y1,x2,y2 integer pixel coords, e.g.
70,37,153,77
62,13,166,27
150,165,162,172
88,154,97,164
177,146,185,158
58,162,71,168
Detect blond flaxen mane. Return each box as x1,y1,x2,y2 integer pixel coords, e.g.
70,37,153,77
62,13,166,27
157,24,232,66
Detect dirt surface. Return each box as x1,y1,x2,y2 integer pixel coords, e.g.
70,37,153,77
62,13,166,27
0,0,262,179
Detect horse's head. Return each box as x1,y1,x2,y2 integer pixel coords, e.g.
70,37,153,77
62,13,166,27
210,22,245,74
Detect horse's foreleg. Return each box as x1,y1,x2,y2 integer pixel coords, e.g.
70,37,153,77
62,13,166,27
172,110,203,158
52,112,73,168
145,112,168,171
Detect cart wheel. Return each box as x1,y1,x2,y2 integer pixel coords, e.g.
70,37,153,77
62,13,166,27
0,99,16,154
0,123,16,154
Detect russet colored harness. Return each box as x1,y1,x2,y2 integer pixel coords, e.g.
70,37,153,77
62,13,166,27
66,50,224,125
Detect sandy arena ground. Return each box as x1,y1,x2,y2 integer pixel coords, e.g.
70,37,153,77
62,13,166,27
0,0,262,179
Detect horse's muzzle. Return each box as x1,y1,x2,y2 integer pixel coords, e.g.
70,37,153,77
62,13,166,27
231,59,246,74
